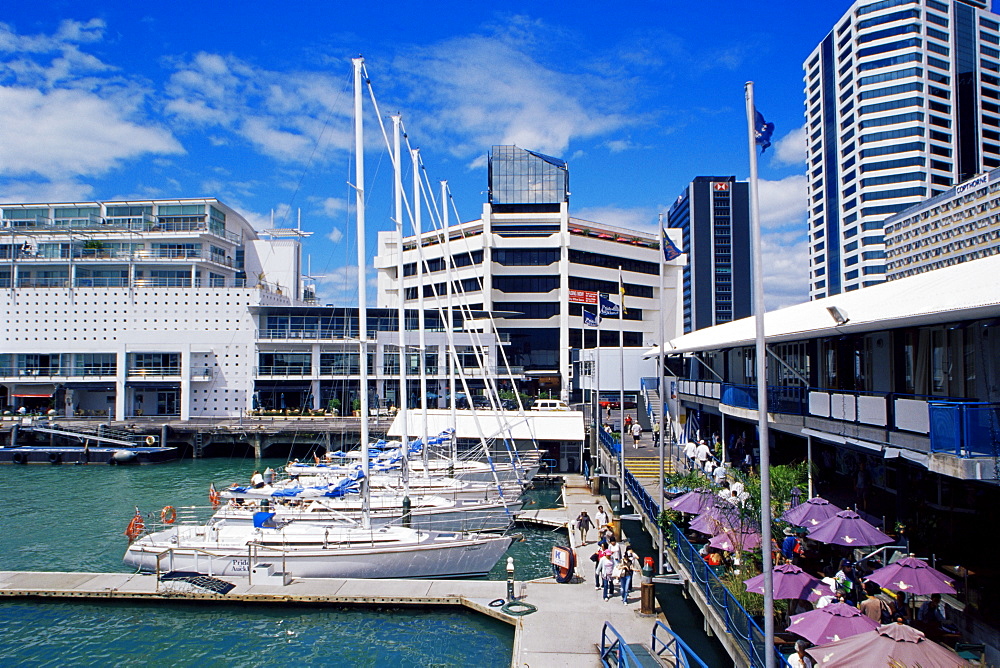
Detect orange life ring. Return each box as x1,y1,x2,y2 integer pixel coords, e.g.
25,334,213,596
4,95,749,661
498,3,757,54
125,514,145,541
160,506,177,524
208,483,220,507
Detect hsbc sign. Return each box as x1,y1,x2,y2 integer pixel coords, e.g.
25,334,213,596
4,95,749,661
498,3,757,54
713,182,730,191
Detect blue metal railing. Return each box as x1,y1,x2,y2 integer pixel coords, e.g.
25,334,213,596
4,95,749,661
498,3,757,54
929,401,1000,457
669,523,790,668
720,383,807,416
596,430,788,668
600,622,645,667
651,621,710,668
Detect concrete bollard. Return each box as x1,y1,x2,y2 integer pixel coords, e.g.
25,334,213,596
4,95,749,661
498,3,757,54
506,557,515,600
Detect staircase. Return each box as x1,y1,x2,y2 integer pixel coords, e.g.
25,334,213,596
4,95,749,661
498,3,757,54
625,457,675,478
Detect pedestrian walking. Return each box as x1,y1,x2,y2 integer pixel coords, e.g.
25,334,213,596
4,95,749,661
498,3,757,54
595,505,610,530
652,420,660,446
683,440,697,472
599,551,616,600
575,510,594,546
618,548,637,604
630,422,641,449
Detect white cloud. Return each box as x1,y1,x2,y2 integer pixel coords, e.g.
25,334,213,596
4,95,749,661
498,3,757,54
0,178,94,204
392,27,634,160
772,125,806,167
572,205,661,233
0,86,183,179
321,197,347,217
327,227,344,243
761,234,809,310
758,174,808,229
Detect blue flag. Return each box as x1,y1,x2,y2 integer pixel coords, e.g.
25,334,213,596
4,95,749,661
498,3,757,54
662,230,682,261
754,109,774,153
583,309,599,327
599,294,619,318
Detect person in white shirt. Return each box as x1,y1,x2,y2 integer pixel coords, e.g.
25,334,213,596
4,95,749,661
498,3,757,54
683,441,697,471
595,505,610,531
787,640,814,668
695,440,711,467
712,462,727,485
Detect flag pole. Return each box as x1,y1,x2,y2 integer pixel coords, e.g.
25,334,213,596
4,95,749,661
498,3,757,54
657,215,666,576
618,269,626,516
745,80,774,668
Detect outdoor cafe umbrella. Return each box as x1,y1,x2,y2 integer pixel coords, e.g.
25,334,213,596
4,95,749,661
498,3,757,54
689,507,750,536
786,602,879,645
806,622,971,668
866,556,957,596
743,563,831,602
781,496,843,527
666,488,716,515
807,509,893,547
709,529,761,553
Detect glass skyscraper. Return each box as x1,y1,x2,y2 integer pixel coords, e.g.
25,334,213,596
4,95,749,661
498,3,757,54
804,0,1000,299
667,176,752,333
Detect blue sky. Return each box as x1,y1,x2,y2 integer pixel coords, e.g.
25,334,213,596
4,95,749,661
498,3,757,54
3,2,988,308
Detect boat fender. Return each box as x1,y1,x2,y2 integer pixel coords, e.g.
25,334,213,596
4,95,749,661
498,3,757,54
48,452,62,464
500,600,537,616
161,506,177,524
12,453,26,465
488,598,505,608
145,435,156,445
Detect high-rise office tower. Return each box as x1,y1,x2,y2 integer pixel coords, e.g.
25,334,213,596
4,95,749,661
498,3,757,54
667,176,752,333
804,0,1000,299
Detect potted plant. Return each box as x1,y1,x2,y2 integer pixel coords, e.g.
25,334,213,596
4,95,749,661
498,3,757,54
351,398,361,417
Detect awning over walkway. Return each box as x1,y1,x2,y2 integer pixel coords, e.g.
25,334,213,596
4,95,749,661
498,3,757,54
10,384,57,398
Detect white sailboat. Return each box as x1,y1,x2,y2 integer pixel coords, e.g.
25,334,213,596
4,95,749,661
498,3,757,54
123,57,516,580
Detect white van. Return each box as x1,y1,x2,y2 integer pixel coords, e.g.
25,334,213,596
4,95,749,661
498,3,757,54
530,399,569,411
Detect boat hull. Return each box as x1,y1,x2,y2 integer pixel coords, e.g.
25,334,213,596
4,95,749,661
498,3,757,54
123,525,514,579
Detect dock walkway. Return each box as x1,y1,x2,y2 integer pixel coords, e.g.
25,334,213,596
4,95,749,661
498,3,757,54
0,474,668,667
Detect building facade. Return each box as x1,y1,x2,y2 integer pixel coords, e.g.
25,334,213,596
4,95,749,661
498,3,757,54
667,176,752,333
804,0,1000,299
0,198,498,419
375,145,684,402
884,166,1000,278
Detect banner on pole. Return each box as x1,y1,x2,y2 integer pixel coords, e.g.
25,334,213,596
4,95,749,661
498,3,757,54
569,289,598,305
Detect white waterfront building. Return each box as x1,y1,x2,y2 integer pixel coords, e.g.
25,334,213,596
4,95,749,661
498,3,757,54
374,146,684,406
804,0,1000,299
0,198,498,420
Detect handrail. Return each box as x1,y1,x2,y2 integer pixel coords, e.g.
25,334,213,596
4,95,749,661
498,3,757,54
651,621,710,668
600,622,645,668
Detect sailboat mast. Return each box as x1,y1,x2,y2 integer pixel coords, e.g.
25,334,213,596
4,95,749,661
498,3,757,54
352,56,371,529
392,114,410,489
412,147,430,474
443,180,458,466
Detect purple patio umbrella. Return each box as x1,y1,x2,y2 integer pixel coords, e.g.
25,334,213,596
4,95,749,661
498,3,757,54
666,488,716,515
786,602,880,645
806,509,893,547
781,496,843,527
709,529,761,553
806,623,971,668
865,556,957,595
743,563,831,602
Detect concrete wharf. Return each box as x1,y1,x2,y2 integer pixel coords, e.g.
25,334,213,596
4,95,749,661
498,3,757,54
0,474,673,667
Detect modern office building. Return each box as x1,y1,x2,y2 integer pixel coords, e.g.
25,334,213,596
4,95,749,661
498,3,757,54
0,198,498,419
883,166,1000,278
667,176,752,333
375,145,685,403
804,0,1000,299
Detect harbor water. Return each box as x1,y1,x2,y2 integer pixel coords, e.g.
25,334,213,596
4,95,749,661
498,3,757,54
0,457,566,666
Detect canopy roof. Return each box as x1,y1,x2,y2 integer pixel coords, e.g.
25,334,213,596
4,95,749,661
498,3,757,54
648,254,1000,356
387,408,585,442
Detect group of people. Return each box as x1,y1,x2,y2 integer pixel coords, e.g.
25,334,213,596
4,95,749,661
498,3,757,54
574,505,639,604
602,415,644,450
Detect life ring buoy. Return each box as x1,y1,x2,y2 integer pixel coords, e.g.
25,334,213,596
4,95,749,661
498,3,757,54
125,514,145,541
12,453,26,465
161,506,177,524
145,435,156,445
49,452,62,465
208,483,220,507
